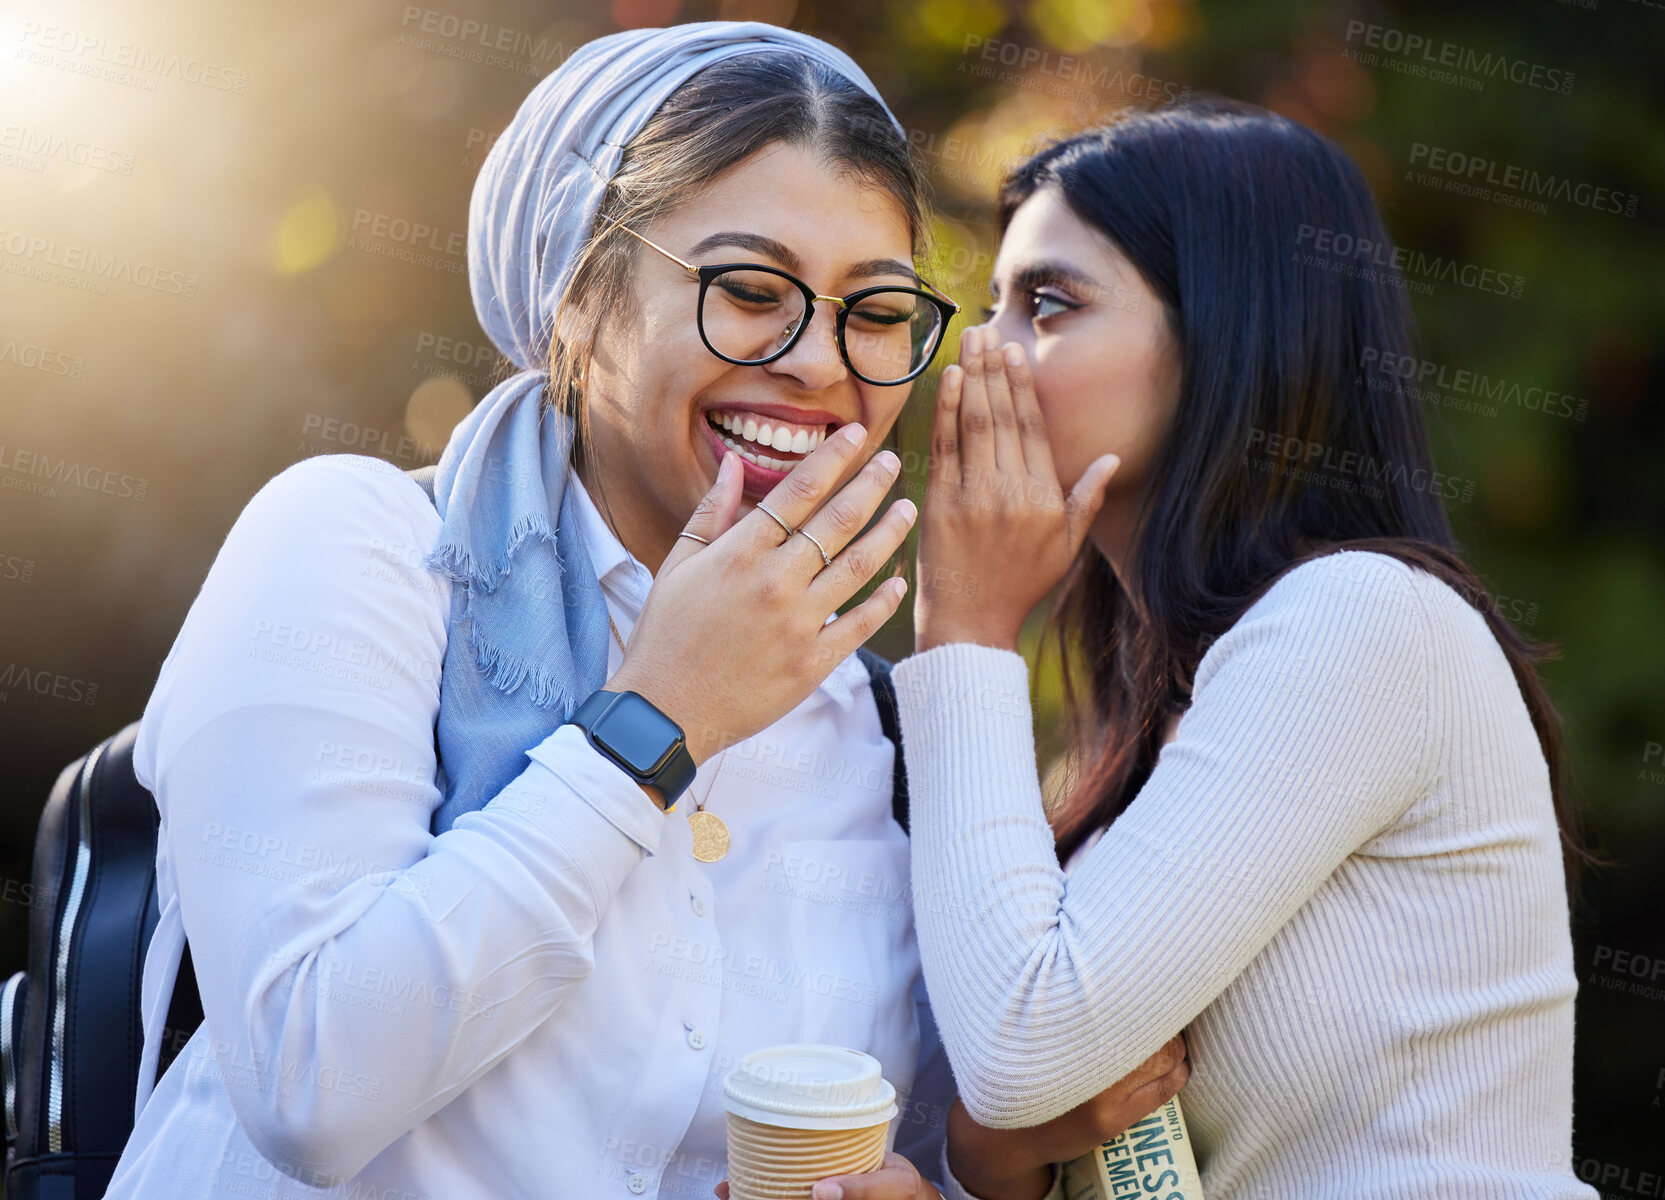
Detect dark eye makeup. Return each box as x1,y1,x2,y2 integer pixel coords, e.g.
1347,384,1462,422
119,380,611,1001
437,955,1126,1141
985,265,1090,323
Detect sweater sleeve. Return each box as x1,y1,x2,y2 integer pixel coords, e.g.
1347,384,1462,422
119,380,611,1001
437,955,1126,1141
892,975,1064,1200
893,551,1433,1129
136,455,665,1185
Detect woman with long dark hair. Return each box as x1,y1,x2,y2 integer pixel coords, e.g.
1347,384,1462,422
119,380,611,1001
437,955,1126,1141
895,98,1597,1198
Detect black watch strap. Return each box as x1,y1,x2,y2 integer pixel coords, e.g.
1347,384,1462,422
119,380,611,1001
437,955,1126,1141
565,689,696,810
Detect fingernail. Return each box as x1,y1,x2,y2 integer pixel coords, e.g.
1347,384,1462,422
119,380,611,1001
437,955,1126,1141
875,449,900,475
841,422,866,445
1003,343,1023,365
717,451,735,483
896,497,917,523
813,1184,843,1200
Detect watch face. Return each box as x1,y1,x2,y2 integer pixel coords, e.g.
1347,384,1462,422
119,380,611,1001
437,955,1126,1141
592,693,684,775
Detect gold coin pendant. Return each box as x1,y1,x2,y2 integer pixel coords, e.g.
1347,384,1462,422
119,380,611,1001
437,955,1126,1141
688,810,730,863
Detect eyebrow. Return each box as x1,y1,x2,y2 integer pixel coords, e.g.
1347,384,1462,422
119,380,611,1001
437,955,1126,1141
686,231,920,284
990,259,1105,300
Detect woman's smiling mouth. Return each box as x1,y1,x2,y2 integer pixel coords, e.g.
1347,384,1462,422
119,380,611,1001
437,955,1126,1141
706,408,832,469
699,403,846,496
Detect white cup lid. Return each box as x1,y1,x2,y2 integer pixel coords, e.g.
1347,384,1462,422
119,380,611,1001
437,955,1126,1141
722,1043,899,1130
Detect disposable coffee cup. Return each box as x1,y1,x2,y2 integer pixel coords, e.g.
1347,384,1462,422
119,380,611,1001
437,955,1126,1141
722,1043,899,1200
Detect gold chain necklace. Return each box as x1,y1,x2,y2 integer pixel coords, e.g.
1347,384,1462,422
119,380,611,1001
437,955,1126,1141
606,610,731,862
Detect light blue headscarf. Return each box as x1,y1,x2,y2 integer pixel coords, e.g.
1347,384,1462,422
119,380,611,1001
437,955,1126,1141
424,21,905,834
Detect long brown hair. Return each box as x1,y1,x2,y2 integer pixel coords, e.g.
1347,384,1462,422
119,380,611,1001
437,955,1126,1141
1006,99,1597,899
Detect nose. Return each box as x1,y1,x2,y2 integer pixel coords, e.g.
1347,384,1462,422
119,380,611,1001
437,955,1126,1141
987,306,1033,358
763,299,849,391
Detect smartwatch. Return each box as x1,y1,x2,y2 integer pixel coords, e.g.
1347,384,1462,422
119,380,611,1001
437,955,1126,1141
564,689,696,810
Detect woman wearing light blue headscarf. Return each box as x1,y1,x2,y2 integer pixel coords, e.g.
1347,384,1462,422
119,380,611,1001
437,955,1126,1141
105,19,1029,1200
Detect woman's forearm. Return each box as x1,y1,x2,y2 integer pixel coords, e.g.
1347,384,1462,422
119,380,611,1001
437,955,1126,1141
895,563,1430,1128
945,1101,1057,1200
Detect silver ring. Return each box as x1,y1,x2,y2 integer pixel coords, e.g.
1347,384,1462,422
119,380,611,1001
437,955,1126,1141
756,501,796,541
676,531,711,546
795,528,833,569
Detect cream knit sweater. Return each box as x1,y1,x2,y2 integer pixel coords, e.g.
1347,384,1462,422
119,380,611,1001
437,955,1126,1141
893,551,1594,1199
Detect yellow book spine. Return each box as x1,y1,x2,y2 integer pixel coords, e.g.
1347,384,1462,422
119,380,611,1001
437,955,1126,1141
1059,1095,1203,1200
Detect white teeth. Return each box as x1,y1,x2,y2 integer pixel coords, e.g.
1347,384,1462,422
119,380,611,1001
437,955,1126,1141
713,427,788,473
708,411,833,463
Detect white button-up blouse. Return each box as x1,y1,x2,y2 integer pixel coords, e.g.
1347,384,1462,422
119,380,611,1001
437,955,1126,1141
103,454,983,1199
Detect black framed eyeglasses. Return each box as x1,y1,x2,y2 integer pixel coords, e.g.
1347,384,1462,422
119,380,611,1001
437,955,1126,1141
607,220,961,386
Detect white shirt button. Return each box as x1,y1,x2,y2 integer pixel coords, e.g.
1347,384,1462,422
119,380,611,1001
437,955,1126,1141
691,895,707,917
687,1028,708,1050
627,1172,648,1194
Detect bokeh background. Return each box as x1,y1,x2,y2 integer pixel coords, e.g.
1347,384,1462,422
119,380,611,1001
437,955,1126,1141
2,0,1660,1190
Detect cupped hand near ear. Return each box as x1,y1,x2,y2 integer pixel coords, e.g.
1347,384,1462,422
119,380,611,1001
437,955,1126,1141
914,324,1118,655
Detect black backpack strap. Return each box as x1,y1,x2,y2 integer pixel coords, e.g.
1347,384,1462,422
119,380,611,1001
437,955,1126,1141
856,648,909,835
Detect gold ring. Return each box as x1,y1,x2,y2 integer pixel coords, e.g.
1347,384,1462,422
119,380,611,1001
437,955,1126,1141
756,501,795,542
795,528,833,569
